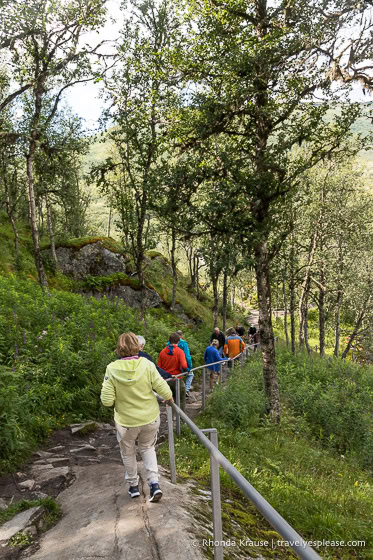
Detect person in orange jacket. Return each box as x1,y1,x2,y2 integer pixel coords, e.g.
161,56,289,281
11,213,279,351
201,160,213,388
158,332,187,409
224,328,245,368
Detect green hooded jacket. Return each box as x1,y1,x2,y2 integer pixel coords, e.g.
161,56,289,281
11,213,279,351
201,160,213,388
100,357,172,427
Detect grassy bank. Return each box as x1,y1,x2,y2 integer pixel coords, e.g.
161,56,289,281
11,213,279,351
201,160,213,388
0,275,208,473
159,350,373,559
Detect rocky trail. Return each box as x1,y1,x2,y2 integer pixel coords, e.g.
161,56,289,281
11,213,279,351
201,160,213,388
0,391,206,560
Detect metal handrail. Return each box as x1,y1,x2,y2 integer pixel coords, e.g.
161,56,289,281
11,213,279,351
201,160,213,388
166,401,321,560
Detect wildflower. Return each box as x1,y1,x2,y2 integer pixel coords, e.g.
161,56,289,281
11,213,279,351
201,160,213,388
354,481,359,486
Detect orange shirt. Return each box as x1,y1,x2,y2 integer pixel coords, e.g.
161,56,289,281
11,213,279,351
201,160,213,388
224,336,245,358
158,344,187,376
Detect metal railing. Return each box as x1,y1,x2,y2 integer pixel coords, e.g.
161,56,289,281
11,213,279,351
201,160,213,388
165,411,320,560
164,340,321,560
166,344,253,433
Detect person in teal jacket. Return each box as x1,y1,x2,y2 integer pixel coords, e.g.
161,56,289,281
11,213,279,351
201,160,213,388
101,332,173,503
176,329,194,397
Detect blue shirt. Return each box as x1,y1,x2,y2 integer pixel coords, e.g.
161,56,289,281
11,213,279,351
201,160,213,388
178,338,193,370
204,346,224,372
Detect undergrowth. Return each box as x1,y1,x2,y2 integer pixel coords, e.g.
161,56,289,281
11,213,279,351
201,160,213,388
159,351,373,559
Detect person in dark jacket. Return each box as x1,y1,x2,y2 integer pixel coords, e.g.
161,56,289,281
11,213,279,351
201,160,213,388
204,339,226,388
236,325,245,338
209,327,226,356
137,335,172,380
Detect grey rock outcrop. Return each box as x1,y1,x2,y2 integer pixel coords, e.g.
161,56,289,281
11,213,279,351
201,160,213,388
54,243,127,279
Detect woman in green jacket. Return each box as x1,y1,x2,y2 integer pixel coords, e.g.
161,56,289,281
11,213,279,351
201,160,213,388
101,332,173,502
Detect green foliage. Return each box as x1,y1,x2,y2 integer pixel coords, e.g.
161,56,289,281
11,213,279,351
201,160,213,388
276,348,373,469
81,272,140,292
159,349,373,558
0,274,211,473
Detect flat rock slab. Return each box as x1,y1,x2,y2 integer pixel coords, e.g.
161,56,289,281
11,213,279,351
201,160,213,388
0,507,44,543
22,463,205,560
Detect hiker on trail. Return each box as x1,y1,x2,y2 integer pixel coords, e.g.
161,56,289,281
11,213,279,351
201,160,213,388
209,327,226,357
137,335,172,380
224,327,245,368
176,329,194,398
249,324,257,338
158,332,187,409
204,339,226,389
101,332,173,503
236,325,245,338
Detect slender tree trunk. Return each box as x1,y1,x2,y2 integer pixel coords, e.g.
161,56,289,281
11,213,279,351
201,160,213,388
170,228,177,310
282,267,289,347
3,173,20,266
222,268,228,332
231,284,235,308
334,303,341,357
211,272,219,328
289,239,296,354
318,268,326,356
45,194,58,271
107,204,112,237
254,240,281,423
196,257,200,300
298,231,318,348
334,239,344,358
303,290,311,354
26,148,48,289
341,300,369,359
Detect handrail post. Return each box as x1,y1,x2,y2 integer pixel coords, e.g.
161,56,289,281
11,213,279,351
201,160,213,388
201,428,223,560
240,352,244,367
202,367,206,410
175,378,181,436
167,405,177,484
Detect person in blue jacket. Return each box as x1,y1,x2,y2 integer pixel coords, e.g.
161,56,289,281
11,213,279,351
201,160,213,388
176,330,194,398
204,339,226,389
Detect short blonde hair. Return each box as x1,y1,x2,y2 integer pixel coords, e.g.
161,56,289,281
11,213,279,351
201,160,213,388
116,332,139,357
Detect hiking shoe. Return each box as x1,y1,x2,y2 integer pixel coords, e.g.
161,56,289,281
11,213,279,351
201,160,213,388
186,391,190,399
128,485,140,498
149,483,162,502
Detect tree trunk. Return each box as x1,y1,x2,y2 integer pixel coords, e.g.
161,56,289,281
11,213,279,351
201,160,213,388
222,268,228,332
341,301,369,359
107,204,112,237
26,148,48,289
303,289,312,355
254,240,281,423
289,239,296,354
211,272,219,328
3,172,20,266
298,231,318,348
170,228,177,310
318,268,326,357
334,240,344,358
334,303,341,358
282,268,289,347
45,194,58,271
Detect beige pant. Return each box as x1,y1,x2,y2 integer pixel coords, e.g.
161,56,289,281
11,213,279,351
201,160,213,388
115,416,160,486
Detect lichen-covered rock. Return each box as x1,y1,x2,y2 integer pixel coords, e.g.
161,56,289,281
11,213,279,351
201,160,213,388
86,285,162,309
52,242,127,279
